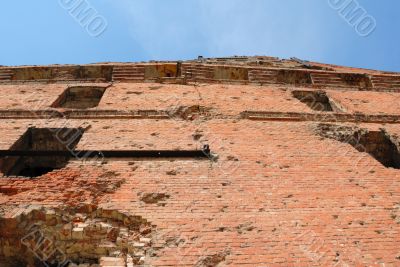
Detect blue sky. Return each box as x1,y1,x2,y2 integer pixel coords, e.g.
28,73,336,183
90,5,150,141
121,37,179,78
0,0,399,71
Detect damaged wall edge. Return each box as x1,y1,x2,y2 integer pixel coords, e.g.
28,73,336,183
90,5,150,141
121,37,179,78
315,123,400,169
1,61,400,92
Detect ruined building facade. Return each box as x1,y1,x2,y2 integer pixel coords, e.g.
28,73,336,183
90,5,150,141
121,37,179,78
0,56,399,266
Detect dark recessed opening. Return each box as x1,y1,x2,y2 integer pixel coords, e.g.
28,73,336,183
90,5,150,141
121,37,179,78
0,127,84,178
51,86,107,109
18,167,55,178
359,131,400,168
316,124,400,169
292,90,340,112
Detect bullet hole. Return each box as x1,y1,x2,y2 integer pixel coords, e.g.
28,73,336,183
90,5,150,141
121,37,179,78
140,193,170,204
236,223,255,234
166,170,177,176
149,86,163,90
126,91,143,95
192,133,203,141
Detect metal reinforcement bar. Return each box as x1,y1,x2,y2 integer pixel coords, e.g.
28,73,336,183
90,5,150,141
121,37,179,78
0,145,211,158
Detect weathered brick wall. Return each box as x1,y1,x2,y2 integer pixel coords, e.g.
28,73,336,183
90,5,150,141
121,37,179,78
327,90,400,115
0,57,399,266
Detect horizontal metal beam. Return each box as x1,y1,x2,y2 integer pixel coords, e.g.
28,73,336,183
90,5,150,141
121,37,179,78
0,146,211,159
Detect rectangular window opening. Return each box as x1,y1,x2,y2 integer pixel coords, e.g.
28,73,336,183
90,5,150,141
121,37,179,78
0,127,84,178
0,140,210,178
316,124,400,169
292,90,341,112
51,86,107,109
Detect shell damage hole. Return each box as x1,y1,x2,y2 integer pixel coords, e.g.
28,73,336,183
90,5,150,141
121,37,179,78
316,124,400,169
0,127,84,178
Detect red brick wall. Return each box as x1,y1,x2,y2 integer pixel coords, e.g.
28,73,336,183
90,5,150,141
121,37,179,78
0,59,400,266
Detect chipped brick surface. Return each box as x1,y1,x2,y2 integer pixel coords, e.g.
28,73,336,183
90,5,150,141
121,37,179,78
0,57,399,266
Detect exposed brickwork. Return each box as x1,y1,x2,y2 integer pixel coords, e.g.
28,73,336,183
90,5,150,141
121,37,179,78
0,205,152,266
0,56,399,266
